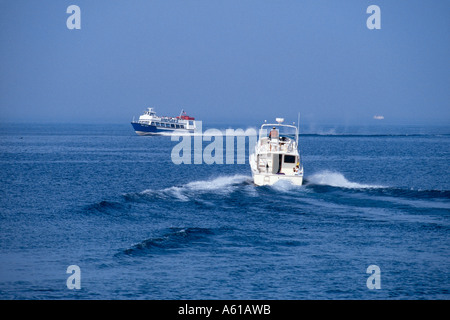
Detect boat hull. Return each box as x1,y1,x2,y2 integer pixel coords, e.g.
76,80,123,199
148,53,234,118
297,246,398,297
131,122,194,136
252,172,303,186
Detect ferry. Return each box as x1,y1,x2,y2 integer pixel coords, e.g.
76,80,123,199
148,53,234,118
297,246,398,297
131,108,197,135
249,118,303,186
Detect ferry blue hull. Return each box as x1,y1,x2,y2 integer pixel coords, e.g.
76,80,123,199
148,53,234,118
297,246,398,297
131,122,193,135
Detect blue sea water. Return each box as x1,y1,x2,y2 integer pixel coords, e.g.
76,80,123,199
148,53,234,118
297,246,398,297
0,123,449,299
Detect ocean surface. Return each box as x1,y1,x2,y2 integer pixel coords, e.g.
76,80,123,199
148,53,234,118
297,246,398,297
0,123,449,300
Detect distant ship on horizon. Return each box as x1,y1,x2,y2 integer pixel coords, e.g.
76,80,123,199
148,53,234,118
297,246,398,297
131,107,197,135
373,115,384,120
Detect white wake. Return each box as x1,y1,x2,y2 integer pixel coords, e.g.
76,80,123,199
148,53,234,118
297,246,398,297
142,175,252,201
307,170,385,189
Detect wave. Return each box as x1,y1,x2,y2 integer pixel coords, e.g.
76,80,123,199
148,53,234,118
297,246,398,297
304,170,450,213
84,200,126,213
305,170,449,198
86,172,449,221
140,175,253,202
306,171,386,189
121,227,214,256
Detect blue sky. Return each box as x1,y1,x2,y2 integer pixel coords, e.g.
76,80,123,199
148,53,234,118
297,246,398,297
0,0,449,125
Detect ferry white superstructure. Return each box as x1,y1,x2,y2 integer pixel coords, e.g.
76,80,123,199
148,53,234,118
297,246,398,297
131,108,197,135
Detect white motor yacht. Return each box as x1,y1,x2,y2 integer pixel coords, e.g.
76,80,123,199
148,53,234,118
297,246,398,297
249,118,303,186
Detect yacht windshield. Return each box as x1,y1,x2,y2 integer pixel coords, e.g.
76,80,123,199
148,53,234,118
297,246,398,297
261,124,297,141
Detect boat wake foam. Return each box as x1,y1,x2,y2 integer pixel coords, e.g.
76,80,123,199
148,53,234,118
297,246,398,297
266,179,304,192
306,170,386,189
141,175,253,202
86,173,449,222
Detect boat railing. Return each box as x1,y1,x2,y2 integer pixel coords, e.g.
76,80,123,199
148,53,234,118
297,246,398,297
257,136,296,153
259,123,298,145
140,116,184,124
